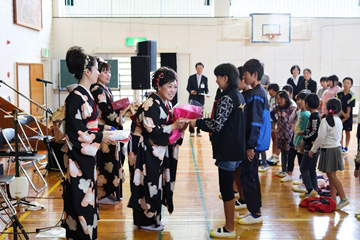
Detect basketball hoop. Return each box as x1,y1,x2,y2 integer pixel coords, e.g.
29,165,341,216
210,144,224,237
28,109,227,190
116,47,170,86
261,33,281,42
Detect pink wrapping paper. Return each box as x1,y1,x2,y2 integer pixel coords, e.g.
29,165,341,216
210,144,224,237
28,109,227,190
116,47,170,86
169,104,202,144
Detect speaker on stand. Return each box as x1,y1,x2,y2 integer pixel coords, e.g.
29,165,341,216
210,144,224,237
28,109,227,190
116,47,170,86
137,40,157,72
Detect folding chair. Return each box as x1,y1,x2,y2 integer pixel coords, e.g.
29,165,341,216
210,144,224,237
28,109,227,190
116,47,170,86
1,128,48,194
17,114,65,179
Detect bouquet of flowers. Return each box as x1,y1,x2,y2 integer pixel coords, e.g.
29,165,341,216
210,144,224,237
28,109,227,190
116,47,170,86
169,104,202,144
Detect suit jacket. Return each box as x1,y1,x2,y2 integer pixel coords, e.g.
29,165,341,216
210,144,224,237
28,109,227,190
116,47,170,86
186,74,209,105
298,78,317,94
287,76,304,99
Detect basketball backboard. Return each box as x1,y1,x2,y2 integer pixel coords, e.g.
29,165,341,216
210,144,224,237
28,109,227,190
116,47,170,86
251,13,291,43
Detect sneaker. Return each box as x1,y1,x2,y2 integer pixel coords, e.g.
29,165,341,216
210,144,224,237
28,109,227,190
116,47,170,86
355,213,360,220
336,199,350,210
197,133,202,137
237,214,263,225
236,212,251,220
280,175,293,182
292,184,307,193
210,227,236,238
300,189,319,198
258,166,268,172
235,200,247,210
293,179,302,185
275,171,287,178
190,133,195,137
355,152,360,164
140,224,164,231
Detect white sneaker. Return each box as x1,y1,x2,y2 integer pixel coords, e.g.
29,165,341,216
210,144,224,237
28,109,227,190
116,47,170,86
276,171,287,178
336,199,350,211
258,166,268,172
237,212,251,220
235,200,247,210
293,179,302,185
292,184,307,193
190,133,195,137
197,133,202,137
300,189,319,198
237,214,263,225
280,175,293,182
140,224,164,231
210,227,236,238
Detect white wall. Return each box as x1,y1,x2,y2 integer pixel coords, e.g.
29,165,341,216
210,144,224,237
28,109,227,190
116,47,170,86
0,1,53,107
51,17,360,113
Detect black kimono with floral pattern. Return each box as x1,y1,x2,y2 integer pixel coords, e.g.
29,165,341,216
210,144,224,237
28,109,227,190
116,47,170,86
128,93,183,227
90,83,124,201
63,86,103,240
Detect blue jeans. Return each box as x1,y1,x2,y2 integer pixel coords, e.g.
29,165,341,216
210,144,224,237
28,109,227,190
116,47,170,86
300,151,320,191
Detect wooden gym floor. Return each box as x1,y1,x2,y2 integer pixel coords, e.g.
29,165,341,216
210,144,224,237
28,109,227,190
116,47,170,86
1,128,360,240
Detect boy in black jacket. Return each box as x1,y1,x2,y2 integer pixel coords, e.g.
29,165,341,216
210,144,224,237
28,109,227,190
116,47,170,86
237,59,271,225
192,63,246,238
299,93,321,198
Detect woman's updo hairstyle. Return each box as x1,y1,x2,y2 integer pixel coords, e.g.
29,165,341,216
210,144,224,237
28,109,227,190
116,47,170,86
325,97,341,127
151,67,177,91
66,46,96,81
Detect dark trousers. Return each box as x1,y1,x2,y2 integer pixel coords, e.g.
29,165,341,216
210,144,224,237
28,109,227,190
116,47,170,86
300,151,320,191
189,125,201,134
241,152,262,213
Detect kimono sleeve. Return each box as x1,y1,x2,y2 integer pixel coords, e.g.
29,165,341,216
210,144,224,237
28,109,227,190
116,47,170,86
91,85,121,127
141,100,171,146
66,94,103,156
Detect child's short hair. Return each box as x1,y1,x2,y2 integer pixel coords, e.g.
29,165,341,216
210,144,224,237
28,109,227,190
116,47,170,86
282,84,293,96
297,90,310,100
237,66,244,81
326,98,341,127
343,77,353,85
214,63,239,90
305,93,319,109
277,90,291,108
320,77,328,82
268,83,279,92
243,59,264,80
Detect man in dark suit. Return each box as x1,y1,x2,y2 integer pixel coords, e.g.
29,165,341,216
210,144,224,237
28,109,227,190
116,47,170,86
186,62,209,137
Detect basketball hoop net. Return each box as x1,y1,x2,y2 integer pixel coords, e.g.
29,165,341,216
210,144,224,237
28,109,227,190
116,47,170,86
261,33,281,42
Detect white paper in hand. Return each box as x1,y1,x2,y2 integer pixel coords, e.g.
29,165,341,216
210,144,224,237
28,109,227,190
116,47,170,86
108,130,130,141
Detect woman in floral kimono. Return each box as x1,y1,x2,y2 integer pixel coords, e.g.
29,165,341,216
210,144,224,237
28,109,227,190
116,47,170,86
90,60,125,204
128,67,186,231
63,46,113,240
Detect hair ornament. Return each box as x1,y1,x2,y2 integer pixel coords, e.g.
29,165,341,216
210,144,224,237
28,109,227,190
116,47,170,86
156,72,165,86
83,55,90,72
329,109,334,114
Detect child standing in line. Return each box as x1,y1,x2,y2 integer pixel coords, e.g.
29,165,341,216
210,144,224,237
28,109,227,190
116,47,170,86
271,91,296,179
317,77,328,99
355,108,360,219
336,77,356,155
238,59,271,225
192,63,246,238
263,83,280,166
309,98,350,210
299,93,321,198
319,75,341,117
281,91,310,182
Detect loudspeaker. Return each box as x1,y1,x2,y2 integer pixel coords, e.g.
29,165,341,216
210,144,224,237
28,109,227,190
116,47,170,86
131,56,150,90
137,40,157,71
